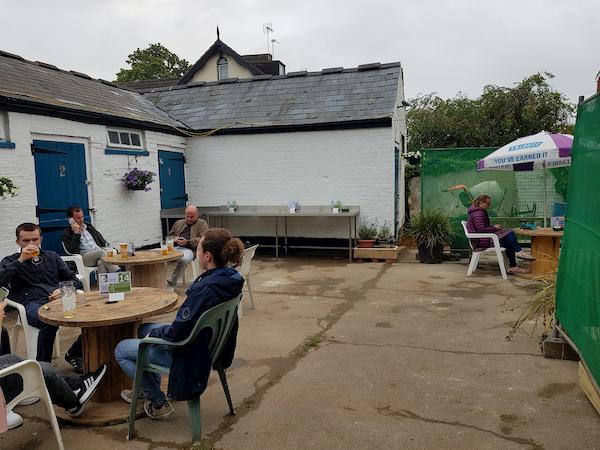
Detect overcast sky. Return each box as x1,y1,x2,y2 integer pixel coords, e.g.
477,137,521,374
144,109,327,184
1,0,597,104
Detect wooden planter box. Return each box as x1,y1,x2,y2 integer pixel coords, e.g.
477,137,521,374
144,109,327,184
353,245,404,262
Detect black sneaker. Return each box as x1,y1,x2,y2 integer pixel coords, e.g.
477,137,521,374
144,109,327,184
65,351,84,374
68,364,107,416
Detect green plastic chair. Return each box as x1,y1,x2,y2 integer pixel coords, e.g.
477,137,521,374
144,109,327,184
126,293,242,443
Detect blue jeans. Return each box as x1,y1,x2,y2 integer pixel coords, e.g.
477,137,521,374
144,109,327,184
114,323,172,407
500,231,523,268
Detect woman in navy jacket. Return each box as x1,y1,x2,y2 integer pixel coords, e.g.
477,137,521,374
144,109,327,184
115,228,244,419
466,195,534,274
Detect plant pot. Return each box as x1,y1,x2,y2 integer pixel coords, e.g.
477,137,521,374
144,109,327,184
417,243,443,264
357,239,376,248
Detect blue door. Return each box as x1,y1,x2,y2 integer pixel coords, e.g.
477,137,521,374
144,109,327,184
158,150,187,209
32,140,90,254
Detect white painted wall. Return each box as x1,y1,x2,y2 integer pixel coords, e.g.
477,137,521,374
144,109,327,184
0,111,185,257
186,128,399,238
190,54,253,83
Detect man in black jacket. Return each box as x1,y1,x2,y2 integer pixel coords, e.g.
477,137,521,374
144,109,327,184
62,206,118,274
0,223,84,368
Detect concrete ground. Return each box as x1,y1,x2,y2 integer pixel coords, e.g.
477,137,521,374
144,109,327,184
2,252,600,450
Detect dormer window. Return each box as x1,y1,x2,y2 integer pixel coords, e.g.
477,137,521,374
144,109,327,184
217,56,229,80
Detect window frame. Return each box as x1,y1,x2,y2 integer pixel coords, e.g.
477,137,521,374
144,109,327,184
106,128,144,150
217,56,229,80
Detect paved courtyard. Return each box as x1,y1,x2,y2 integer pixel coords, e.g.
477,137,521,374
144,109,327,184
3,252,600,449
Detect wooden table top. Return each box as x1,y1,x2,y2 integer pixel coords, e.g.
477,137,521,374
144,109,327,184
38,287,178,327
102,249,183,266
513,227,564,238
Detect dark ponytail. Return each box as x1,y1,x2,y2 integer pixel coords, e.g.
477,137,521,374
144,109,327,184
201,228,244,267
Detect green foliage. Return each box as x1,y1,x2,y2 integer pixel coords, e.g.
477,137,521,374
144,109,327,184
0,177,18,198
377,221,393,241
409,209,455,248
115,43,190,83
406,72,575,154
358,217,378,240
551,167,570,201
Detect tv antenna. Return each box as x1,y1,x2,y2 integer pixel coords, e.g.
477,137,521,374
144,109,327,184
271,39,280,58
263,23,274,54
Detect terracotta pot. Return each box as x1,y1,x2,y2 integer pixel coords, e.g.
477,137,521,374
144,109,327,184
357,239,376,248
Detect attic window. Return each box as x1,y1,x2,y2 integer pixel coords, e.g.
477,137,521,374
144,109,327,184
107,129,143,149
217,56,229,80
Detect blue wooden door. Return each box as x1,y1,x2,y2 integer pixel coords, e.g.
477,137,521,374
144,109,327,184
33,140,90,254
158,150,187,209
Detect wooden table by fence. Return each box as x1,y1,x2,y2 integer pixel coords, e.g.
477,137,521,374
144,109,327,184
513,227,564,277
38,287,178,426
102,250,182,289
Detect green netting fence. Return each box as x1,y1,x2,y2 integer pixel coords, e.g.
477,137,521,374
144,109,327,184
556,94,600,388
420,147,569,251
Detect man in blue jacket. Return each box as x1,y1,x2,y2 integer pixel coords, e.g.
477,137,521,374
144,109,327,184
115,228,244,419
0,223,83,368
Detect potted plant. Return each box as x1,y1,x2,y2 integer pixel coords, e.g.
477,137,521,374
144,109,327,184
0,177,19,198
376,221,394,247
409,209,454,263
358,218,378,248
122,167,156,191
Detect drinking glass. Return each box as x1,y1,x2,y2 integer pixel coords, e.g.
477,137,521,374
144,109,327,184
166,236,175,253
31,246,41,265
119,242,129,259
161,241,168,256
59,281,76,318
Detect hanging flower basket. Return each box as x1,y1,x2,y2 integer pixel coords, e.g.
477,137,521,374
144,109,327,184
122,167,156,191
0,177,19,198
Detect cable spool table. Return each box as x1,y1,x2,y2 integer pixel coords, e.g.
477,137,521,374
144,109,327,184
102,250,182,289
38,287,178,426
513,227,564,278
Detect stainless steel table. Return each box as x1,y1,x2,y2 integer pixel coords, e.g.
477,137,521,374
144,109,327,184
205,205,360,261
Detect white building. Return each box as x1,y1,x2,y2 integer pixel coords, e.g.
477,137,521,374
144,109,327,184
0,43,406,257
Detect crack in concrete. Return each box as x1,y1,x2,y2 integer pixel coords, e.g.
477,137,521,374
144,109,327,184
329,338,541,357
208,264,392,448
376,405,545,450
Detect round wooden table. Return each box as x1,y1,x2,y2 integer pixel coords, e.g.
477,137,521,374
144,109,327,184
102,250,182,289
38,287,178,426
513,227,564,278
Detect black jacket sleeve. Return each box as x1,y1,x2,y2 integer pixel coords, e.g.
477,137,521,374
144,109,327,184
0,255,20,288
62,228,81,254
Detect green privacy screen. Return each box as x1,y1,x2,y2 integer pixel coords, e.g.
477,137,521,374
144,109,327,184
421,147,569,251
556,94,600,386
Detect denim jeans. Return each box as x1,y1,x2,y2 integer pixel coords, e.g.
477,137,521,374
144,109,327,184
500,231,523,268
114,323,172,407
168,247,195,285
24,301,81,362
0,354,79,409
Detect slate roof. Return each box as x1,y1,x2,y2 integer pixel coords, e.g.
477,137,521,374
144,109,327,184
118,77,180,93
145,63,401,131
0,50,185,131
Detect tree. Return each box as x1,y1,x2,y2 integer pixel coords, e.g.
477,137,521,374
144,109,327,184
406,72,575,154
115,43,190,83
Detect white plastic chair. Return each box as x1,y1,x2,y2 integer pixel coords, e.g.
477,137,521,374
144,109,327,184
6,298,62,360
237,245,259,317
461,221,507,280
0,360,64,449
61,242,97,292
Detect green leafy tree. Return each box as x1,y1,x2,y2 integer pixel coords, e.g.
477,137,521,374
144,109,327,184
115,43,190,82
407,72,575,154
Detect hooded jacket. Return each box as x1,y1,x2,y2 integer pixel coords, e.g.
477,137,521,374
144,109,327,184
148,266,244,401
466,206,512,249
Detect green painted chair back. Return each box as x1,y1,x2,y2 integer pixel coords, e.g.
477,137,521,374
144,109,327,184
127,293,242,443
